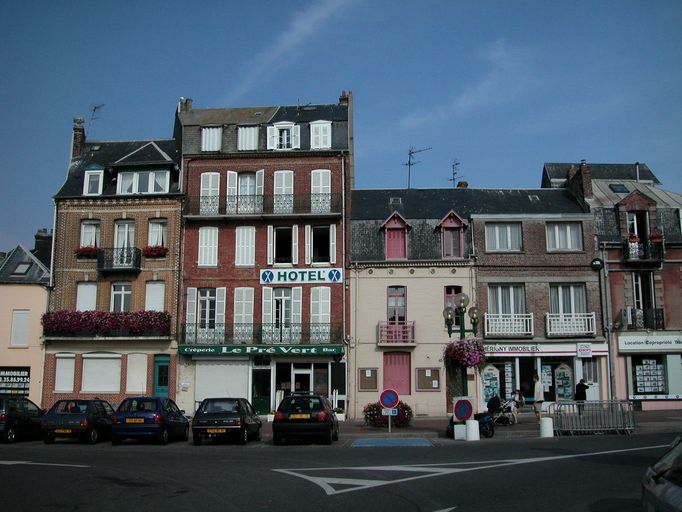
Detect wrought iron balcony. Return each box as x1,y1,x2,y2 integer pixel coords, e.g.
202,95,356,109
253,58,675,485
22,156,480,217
621,307,665,330
376,321,416,345
545,312,596,337
484,313,534,338
96,247,141,272
623,238,664,263
184,193,342,217
180,322,343,345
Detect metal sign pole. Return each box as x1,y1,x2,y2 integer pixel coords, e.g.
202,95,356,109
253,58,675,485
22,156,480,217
388,413,392,434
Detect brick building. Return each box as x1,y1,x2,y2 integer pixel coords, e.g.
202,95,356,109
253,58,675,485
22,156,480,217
43,118,182,407
174,93,354,415
543,162,682,410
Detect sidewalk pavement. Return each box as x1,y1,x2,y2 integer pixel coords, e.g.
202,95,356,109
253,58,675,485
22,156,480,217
338,409,682,440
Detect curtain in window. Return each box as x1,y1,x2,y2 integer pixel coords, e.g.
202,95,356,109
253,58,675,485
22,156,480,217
489,285,524,314
550,285,587,314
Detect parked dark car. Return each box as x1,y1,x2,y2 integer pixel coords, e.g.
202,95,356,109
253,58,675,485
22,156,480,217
191,397,262,445
42,399,115,444
0,394,44,443
642,435,682,511
111,397,188,445
272,393,339,445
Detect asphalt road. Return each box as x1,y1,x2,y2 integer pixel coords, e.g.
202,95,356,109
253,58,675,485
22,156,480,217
0,432,676,511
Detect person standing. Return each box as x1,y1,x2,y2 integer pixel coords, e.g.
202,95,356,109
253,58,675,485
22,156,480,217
533,373,544,421
575,378,589,416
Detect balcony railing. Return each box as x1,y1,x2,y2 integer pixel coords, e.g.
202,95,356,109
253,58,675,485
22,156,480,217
180,323,343,345
376,321,416,345
484,313,534,337
545,312,596,337
185,193,342,216
97,247,141,272
621,307,665,330
624,239,664,262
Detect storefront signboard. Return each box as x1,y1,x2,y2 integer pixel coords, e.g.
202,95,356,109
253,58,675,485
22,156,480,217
618,332,682,353
179,344,344,356
0,367,30,395
577,343,593,358
260,268,343,285
485,342,608,356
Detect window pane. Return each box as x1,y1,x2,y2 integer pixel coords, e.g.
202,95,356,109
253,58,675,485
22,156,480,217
153,171,168,192
137,172,150,193
119,173,134,194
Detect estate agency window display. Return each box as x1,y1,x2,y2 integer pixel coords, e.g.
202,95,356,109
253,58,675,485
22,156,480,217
632,356,666,395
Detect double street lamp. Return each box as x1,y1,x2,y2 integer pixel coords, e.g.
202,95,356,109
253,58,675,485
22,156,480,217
442,292,479,339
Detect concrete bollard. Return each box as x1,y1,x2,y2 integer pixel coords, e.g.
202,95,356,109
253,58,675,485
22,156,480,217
454,424,467,440
465,419,480,441
540,417,554,438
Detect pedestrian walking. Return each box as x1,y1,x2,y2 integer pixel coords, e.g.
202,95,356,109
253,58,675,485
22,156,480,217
533,373,544,421
575,378,589,416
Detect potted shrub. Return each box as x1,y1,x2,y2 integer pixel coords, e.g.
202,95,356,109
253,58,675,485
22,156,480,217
143,245,168,258
74,246,98,259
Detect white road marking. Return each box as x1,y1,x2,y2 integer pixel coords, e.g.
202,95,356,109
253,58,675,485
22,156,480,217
0,460,90,468
274,444,669,496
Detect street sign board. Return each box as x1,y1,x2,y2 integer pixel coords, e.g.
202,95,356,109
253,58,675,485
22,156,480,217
381,408,398,416
379,389,399,409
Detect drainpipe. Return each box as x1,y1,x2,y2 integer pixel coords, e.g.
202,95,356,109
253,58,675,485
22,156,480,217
341,151,350,419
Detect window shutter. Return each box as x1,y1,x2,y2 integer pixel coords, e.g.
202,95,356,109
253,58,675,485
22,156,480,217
267,126,276,149
262,287,273,324
256,169,264,196
292,125,300,149
267,225,274,265
186,288,197,323
321,123,331,148
292,287,302,324
311,287,330,324
226,171,238,214
311,124,320,149
145,281,165,311
304,225,311,264
234,287,254,323
76,282,97,311
292,225,299,264
216,287,226,326
329,224,337,264
10,310,29,346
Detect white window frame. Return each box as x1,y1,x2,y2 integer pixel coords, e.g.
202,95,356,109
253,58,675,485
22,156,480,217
198,226,219,267
310,121,332,149
311,169,332,213
111,282,132,312
485,222,523,251
148,219,168,247
237,126,259,151
81,353,121,393
304,224,336,265
546,222,583,251
10,310,30,347
55,354,75,392
117,170,170,194
550,284,587,314
267,122,300,150
201,126,222,151
235,226,256,267
145,281,165,311
273,170,294,214
76,282,97,311
488,284,526,314
267,225,299,265
83,170,104,196
80,220,100,247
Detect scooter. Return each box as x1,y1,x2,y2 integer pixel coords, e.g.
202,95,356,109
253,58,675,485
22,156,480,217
446,411,495,439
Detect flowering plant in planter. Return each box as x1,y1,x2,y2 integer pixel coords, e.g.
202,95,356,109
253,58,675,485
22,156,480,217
628,233,640,243
42,310,171,337
74,246,98,259
443,337,486,369
363,400,413,427
142,245,168,258
648,229,663,241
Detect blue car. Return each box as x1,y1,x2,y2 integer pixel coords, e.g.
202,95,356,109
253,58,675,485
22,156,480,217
111,397,188,445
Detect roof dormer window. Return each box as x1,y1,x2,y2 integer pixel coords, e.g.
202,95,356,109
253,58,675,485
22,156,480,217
437,211,468,259
267,122,300,150
83,170,104,196
117,170,169,195
310,121,332,149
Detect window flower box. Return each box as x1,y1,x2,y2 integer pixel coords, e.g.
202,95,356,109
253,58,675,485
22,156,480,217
42,310,171,337
142,245,168,258
74,246,98,259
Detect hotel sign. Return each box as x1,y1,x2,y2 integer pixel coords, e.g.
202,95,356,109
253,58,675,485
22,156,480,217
618,332,682,353
260,268,343,285
179,344,344,356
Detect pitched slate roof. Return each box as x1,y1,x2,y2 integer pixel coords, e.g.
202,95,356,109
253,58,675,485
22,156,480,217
0,245,49,285
351,188,588,221
55,139,180,199
177,106,279,126
543,162,660,186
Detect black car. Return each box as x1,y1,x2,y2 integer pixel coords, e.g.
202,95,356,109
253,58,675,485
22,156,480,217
191,397,262,445
272,393,339,445
0,394,44,443
642,435,682,511
42,399,115,444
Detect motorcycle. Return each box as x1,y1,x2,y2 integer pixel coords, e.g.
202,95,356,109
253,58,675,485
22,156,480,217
445,411,495,439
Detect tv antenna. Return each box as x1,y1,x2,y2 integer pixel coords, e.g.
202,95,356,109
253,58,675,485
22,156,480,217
403,146,432,188
87,103,105,131
448,159,462,188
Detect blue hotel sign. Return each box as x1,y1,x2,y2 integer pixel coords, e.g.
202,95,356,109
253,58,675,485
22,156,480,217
260,268,343,285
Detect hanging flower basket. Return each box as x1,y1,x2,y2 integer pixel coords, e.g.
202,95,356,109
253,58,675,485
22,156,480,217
74,246,98,259
443,338,486,369
142,245,168,258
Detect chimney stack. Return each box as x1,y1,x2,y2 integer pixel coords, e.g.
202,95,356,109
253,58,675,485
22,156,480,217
72,117,85,158
456,181,469,189
339,90,351,105
178,97,193,113
33,228,53,268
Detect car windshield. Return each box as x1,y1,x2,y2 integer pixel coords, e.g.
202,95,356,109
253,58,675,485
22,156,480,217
50,400,89,414
119,399,157,413
199,399,239,414
279,396,323,412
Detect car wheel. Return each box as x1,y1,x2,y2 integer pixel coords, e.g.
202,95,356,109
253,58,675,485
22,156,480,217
181,425,189,442
85,428,98,445
192,434,202,446
238,427,248,445
332,425,339,442
323,428,333,445
480,424,495,438
43,433,55,444
111,434,121,445
273,434,282,446
256,425,262,441
158,428,169,445
2,426,17,444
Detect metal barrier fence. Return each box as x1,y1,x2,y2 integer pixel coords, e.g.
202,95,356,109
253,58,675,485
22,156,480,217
547,400,637,435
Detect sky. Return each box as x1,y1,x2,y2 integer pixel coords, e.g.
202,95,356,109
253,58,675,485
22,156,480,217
2,0,681,249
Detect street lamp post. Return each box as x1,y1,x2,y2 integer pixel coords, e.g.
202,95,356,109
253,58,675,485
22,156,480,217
443,292,480,395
